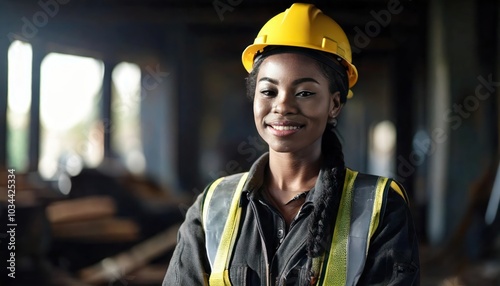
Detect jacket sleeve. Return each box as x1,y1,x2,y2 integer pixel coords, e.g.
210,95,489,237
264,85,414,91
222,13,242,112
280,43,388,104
162,187,211,286
357,186,420,285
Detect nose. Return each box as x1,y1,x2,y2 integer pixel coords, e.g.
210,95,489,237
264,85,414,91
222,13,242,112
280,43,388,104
273,92,298,115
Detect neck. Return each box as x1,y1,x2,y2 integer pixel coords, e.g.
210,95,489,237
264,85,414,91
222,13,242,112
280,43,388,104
267,147,322,193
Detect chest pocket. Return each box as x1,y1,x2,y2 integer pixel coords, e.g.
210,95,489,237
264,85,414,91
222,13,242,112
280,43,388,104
228,264,265,286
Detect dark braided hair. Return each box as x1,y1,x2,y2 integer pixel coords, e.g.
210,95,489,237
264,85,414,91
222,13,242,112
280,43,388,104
245,47,348,284
305,124,346,284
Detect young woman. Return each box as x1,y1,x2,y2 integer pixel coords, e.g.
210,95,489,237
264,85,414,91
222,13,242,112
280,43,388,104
163,3,420,285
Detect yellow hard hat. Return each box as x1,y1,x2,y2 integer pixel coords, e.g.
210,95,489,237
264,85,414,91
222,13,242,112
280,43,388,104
242,3,358,94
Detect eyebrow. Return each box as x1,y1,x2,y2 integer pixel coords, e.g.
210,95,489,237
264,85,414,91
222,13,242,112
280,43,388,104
258,77,320,85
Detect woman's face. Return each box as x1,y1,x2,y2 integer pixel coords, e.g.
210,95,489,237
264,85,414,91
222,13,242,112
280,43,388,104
253,52,342,155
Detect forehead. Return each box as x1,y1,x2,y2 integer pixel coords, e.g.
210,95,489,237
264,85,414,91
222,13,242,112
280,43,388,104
257,53,325,79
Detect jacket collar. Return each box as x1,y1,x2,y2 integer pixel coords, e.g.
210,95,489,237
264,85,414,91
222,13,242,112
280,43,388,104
242,152,340,205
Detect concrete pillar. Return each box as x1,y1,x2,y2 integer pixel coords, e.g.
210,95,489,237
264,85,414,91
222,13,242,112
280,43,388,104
139,27,184,191
427,0,498,245
427,0,450,245
497,3,500,156
102,61,114,158
28,46,42,172
172,26,202,192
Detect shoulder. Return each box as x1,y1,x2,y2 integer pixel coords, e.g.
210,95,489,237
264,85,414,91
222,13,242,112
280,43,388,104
347,168,409,204
205,172,249,193
349,171,416,238
202,172,250,208
387,179,409,203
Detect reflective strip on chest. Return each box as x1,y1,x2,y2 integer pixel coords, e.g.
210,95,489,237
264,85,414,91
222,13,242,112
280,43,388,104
202,172,249,285
321,169,388,286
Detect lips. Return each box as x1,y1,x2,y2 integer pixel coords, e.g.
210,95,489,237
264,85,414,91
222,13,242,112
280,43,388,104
266,120,304,136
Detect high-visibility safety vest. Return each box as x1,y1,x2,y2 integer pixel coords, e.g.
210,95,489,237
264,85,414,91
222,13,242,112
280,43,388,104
201,169,407,286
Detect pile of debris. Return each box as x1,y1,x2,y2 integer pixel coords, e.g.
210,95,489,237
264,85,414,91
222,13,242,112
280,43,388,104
0,167,189,286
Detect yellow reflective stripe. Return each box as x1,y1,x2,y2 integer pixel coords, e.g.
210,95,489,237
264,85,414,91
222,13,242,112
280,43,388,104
368,177,388,241
323,169,358,286
223,270,231,284
390,181,407,202
209,172,249,286
202,177,225,229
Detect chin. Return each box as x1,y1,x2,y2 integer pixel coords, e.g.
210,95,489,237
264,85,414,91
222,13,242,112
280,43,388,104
268,142,300,153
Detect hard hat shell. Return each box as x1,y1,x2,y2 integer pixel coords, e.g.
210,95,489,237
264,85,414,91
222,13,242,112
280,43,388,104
242,3,358,90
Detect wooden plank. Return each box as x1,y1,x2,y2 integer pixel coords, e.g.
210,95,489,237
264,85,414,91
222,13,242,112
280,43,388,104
78,223,180,284
46,195,116,224
51,217,139,242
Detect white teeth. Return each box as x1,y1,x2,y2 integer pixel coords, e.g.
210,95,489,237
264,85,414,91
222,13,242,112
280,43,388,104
271,125,301,131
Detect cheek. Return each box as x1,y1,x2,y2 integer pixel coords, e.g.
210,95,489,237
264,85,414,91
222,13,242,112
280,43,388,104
302,101,330,121
253,98,267,122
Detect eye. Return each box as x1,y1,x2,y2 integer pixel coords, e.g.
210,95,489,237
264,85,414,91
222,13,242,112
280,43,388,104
296,91,315,97
260,89,277,97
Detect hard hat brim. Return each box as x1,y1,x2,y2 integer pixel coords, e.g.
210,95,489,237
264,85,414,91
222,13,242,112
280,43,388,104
242,43,358,89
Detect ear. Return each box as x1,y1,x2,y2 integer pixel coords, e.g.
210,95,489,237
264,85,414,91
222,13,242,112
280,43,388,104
328,91,343,119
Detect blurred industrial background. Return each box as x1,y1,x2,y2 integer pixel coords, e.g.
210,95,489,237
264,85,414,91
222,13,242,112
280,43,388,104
0,0,499,285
